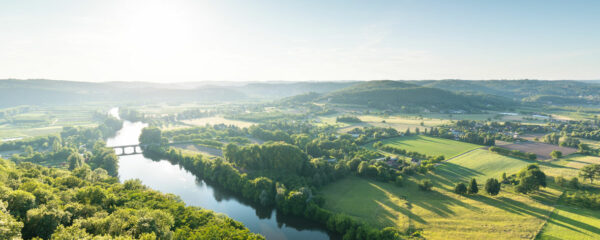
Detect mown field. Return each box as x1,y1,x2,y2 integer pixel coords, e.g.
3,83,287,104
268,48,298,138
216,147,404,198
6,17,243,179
321,148,600,240
368,135,482,158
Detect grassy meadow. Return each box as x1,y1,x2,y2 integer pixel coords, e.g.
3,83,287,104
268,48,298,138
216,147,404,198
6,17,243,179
320,148,600,239
368,135,482,158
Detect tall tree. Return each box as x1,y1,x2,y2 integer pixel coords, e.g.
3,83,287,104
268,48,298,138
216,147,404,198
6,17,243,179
467,178,479,194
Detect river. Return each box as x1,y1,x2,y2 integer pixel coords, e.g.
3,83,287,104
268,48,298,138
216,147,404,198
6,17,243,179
105,108,336,240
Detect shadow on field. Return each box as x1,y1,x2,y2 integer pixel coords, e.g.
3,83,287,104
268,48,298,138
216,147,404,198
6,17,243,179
410,189,481,218
430,162,483,186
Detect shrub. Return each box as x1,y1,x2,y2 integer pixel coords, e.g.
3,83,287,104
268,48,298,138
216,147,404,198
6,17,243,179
394,176,404,187
418,179,433,191
454,183,467,195
484,178,501,196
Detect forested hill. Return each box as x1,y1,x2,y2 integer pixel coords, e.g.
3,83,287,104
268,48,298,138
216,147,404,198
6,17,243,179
411,80,600,103
319,80,514,112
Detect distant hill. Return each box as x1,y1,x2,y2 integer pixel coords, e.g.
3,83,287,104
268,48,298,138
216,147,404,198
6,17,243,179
0,79,248,107
235,81,358,99
319,80,514,112
411,80,600,101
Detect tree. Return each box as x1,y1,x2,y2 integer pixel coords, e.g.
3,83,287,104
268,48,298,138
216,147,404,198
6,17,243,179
22,205,71,239
516,164,547,194
467,178,478,194
67,152,84,170
394,175,404,187
550,150,562,159
484,178,501,196
418,179,433,191
6,190,36,219
569,177,580,189
0,201,23,240
579,164,600,183
454,183,467,195
139,127,164,146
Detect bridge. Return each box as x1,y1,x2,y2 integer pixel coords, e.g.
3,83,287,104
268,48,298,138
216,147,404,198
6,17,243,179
109,144,148,156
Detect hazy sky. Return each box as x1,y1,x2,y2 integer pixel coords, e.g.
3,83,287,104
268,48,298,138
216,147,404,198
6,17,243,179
1,0,599,82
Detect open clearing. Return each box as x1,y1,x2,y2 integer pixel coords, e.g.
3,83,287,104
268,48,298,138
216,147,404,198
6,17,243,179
182,117,255,128
369,135,481,158
500,141,578,160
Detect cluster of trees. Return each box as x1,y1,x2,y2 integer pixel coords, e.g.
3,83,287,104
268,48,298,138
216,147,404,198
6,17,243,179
248,126,292,143
7,127,121,177
350,127,400,144
224,142,309,174
562,191,600,210
454,179,480,195
0,135,61,152
543,133,581,148
489,146,537,160
514,164,547,194
376,144,444,161
335,116,362,123
555,176,581,189
427,127,496,146
579,164,600,183
0,159,263,240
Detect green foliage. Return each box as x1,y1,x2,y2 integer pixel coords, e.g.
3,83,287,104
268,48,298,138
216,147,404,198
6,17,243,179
579,164,600,183
67,152,84,170
489,146,537,161
336,115,362,123
418,179,433,191
224,142,309,174
454,182,467,195
562,191,600,210
0,201,23,240
139,127,165,146
5,190,36,219
467,178,479,194
484,178,501,196
550,150,562,159
0,159,263,240
516,164,547,194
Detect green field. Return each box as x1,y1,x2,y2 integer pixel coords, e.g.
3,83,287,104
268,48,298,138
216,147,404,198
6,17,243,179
321,149,572,240
321,176,561,240
0,105,103,139
539,155,600,179
537,203,600,240
370,135,482,158
436,149,533,182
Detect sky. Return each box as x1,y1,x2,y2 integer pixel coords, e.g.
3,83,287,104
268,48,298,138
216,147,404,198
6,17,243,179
0,0,599,82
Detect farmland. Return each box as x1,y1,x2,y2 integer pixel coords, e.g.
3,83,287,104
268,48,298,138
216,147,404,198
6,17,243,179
368,135,482,158
499,141,578,160
436,149,533,182
321,160,561,240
